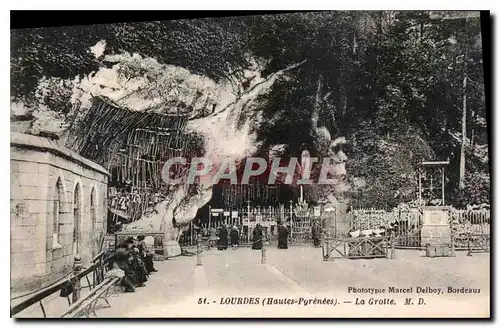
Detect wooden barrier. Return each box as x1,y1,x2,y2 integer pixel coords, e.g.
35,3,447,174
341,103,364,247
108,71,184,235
467,233,490,256
322,234,391,260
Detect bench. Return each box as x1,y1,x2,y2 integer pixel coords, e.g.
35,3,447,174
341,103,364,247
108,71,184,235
60,277,120,318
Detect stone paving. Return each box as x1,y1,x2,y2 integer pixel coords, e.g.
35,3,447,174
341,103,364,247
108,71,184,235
12,246,489,318
94,246,490,318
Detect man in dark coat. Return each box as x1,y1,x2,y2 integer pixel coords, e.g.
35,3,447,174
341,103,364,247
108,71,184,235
278,222,289,249
218,224,229,250
252,224,263,250
311,221,322,247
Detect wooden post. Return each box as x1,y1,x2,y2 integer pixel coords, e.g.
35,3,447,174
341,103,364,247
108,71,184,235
467,233,472,256
386,236,390,259
197,234,202,266
72,255,82,303
247,201,251,244
334,207,337,239
441,167,445,205
322,232,327,261
190,221,193,246
325,231,331,261
390,232,396,259
261,234,267,264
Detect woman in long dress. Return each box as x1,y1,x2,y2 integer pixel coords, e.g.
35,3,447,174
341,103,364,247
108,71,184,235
230,225,240,249
218,225,229,250
278,222,289,249
252,224,263,250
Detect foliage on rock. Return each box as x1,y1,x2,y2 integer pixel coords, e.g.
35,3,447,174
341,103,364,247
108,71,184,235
11,11,489,207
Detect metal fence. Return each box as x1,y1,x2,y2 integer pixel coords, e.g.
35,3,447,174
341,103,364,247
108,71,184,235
348,206,490,249
450,207,490,248
202,203,324,246
11,252,112,318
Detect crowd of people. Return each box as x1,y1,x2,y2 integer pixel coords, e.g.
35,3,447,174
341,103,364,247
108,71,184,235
104,235,158,293
199,220,324,251
250,221,291,250
209,225,241,250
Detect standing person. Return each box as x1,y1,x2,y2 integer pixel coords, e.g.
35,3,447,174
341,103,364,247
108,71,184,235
230,225,240,250
312,221,321,248
218,224,229,250
137,235,158,274
278,221,289,249
252,224,263,250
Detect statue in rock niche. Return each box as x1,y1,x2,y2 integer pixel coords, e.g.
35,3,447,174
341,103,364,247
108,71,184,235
314,134,350,236
309,110,350,236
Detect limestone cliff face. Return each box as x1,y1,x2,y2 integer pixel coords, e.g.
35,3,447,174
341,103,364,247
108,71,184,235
18,40,349,243
123,185,212,256
120,59,307,245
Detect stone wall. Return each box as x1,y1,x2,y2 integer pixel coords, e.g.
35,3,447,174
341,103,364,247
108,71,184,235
10,132,108,293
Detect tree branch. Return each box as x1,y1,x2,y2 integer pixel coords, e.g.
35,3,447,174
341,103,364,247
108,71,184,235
189,59,308,120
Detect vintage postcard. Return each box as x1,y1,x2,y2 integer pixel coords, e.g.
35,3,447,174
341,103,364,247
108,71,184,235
10,10,490,318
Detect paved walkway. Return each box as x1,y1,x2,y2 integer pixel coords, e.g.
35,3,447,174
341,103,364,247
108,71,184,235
94,246,490,318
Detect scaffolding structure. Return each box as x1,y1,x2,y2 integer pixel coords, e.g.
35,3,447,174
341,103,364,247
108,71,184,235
66,97,203,226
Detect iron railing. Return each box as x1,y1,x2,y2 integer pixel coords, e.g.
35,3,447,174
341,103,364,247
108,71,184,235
11,252,111,318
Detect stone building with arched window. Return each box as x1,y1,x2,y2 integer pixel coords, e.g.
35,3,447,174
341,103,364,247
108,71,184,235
10,132,108,293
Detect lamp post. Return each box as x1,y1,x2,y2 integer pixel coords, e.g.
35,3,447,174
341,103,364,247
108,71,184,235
208,205,211,229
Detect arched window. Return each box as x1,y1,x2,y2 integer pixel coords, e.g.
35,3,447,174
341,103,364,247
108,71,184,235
52,178,63,249
73,183,81,256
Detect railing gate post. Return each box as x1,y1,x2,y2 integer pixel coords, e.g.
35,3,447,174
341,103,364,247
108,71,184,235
261,234,267,264
450,228,456,257
390,232,396,259
197,234,202,266
72,255,82,303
